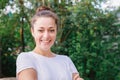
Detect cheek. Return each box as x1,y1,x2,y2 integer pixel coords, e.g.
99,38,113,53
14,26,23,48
53,35,56,39
51,33,57,39
52,35,57,43
32,33,41,41
35,34,41,40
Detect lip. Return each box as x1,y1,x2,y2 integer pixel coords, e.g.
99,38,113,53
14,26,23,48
41,40,51,44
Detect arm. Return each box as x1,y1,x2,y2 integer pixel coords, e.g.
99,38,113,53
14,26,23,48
17,68,37,80
73,73,84,80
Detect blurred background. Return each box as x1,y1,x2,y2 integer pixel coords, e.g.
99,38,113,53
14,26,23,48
0,0,120,80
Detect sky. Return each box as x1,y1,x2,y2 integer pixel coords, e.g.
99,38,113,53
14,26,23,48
108,0,120,7
101,0,120,10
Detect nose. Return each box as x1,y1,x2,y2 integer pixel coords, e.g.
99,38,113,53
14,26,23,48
43,31,49,39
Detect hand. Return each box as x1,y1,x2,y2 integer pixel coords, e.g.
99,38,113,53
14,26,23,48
76,78,84,80
73,73,84,80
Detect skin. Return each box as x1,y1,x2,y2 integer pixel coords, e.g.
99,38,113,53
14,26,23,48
73,73,84,80
17,68,37,80
17,17,83,80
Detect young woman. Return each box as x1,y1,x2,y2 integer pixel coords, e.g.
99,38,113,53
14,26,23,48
16,6,83,80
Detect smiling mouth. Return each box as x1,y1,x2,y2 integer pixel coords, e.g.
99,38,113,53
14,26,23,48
41,40,51,44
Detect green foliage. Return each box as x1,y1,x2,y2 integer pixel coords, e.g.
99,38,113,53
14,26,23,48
0,0,120,80
57,1,120,80
0,0,9,9
0,14,19,77
1,53,17,77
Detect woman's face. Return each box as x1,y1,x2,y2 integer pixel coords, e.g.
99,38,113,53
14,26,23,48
31,17,57,51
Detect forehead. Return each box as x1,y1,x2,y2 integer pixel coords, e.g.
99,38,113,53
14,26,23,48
33,17,56,28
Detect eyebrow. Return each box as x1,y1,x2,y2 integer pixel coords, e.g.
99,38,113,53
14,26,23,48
49,27,56,29
38,27,56,29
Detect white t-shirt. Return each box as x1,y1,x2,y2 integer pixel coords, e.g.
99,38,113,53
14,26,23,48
16,51,78,80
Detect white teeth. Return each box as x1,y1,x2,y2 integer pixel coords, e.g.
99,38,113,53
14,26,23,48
42,40,50,43
43,41,49,43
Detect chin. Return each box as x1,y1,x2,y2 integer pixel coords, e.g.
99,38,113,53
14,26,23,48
39,45,52,51
37,42,54,51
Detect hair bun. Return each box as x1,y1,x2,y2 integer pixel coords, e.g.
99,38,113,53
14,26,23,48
36,6,52,13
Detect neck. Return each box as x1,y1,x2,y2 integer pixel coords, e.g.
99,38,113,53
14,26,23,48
33,47,55,57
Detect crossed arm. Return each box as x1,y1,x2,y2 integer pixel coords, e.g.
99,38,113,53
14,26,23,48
17,68,84,80
73,73,84,80
17,68,37,80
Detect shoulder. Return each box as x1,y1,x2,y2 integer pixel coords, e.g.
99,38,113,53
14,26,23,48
56,54,68,58
17,52,32,59
17,52,37,80
16,51,36,74
56,54,76,65
56,54,72,61
16,51,34,63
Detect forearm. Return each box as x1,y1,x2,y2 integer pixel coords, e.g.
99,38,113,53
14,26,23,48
17,68,37,80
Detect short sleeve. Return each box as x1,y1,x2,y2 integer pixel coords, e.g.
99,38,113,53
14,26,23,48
66,56,78,73
16,52,36,74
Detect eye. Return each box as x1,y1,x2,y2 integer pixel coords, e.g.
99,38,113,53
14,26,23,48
38,30,44,33
49,29,55,32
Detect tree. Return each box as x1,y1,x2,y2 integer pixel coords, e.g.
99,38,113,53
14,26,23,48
0,0,120,79
59,0,120,80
